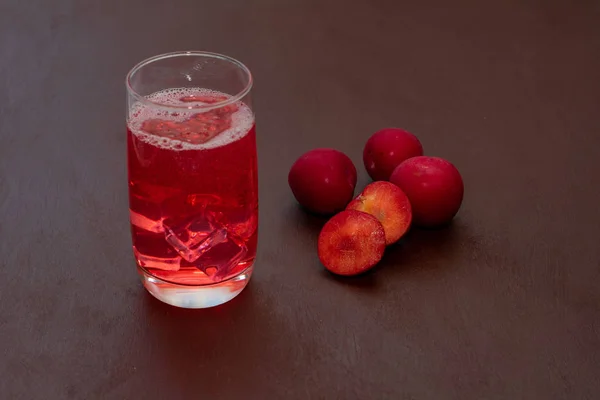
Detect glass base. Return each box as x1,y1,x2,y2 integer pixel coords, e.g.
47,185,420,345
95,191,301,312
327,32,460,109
137,264,253,309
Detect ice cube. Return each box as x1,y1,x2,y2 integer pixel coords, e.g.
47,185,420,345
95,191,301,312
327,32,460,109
130,210,164,233
164,215,227,263
228,212,258,239
193,236,247,281
139,101,238,145
161,195,251,280
133,247,180,271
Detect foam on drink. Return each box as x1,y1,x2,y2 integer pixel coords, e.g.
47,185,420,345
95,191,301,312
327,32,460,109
128,87,254,151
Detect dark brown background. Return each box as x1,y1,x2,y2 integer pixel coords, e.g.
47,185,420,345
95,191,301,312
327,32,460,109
1,0,599,398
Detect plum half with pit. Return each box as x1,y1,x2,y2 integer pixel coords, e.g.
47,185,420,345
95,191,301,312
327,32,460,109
390,156,464,227
288,148,357,215
363,128,423,181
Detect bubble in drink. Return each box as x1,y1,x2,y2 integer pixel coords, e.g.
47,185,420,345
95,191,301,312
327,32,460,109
127,88,258,285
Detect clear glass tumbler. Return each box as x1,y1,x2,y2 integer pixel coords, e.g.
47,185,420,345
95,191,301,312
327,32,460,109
126,51,257,308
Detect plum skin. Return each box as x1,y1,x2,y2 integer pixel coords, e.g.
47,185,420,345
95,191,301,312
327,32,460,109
288,148,357,215
390,156,463,227
363,128,424,181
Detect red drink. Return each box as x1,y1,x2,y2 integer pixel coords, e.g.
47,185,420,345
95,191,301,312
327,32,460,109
127,88,258,288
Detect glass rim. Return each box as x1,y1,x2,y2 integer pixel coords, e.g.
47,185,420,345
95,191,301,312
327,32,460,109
125,50,253,111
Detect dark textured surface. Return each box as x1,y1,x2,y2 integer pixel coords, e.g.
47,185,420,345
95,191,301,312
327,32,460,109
1,0,600,398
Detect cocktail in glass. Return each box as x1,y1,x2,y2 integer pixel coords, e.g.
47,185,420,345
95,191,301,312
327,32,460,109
126,51,257,308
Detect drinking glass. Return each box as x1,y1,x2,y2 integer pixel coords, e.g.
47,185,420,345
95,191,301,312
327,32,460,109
126,51,257,308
